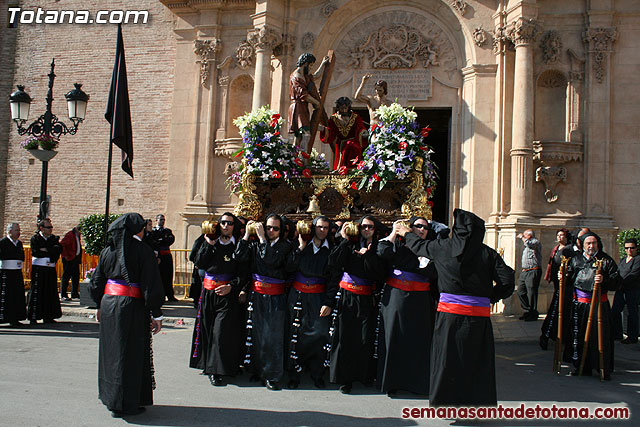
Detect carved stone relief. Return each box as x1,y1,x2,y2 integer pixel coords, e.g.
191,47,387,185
492,25,514,55
450,0,467,16
333,11,460,90
537,69,565,88
473,27,488,47
194,38,221,86
247,26,281,52
535,166,567,203
582,27,617,83
506,18,539,46
532,140,583,203
301,32,315,51
235,40,254,69
540,30,561,64
321,1,337,17
274,34,296,57
567,49,585,142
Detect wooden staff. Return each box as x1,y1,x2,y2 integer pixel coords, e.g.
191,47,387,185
578,259,604,376
553,255,569,374
596,265,606,382
307,50,335,153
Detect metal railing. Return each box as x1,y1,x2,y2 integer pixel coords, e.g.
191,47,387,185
21,246,192,297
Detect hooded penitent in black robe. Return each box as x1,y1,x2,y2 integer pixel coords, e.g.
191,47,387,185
0,236,26,323
328,237,386,387
90,213,164,413
188,234,206,303
404,209,514,407
564,232,619,377
540,245,575,344
189,236,246,377
27,232,62,322
235,237,292,383
286,239,336,383
376,236,437,395
151,225,175,301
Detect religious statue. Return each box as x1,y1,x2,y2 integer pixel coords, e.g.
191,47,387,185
288,52,330,151
319,97,367,170
354,74,392,125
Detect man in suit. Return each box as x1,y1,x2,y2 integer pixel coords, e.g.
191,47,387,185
60,225,83,300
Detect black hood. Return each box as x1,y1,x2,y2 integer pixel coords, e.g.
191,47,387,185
451,208,485,258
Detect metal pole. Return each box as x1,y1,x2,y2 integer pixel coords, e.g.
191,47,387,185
104,140,114,246
38,58,56,222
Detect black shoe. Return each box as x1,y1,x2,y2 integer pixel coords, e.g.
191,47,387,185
111,407,146,418
387,389,398,397
339,383,352,394
287,379,299,389
519,314,528,320
313,378,326,389
9,321,23,327
209,375,225,386
621,338,638,344
249,374,261,382
167,297,179,302
30,320,38,325
44,319,56,324
539,335,548,350
71,294,80,299
524,313,538,322
265,380,281,391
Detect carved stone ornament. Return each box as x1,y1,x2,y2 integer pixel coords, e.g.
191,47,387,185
535,166,567,203
301,32,315,51
506,18,539,46
194,38,221,86
450,0,467,16
473,27,488,47
540,30,562,64
492,25,514,54
582,27,617,83
247,26,281,52
537,70,566,88
321,1,337,17
354,24,440,69
235,40,254,69
273,34,296,57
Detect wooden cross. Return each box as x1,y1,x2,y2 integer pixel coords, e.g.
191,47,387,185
307,50,335,153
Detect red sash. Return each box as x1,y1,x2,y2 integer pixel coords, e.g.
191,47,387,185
339,281,373,295
104,280,143,299
252,281,286,295
293,281,326,293
158,250,171,256
386,276,430,292
203,277,230,290
437,293,491,317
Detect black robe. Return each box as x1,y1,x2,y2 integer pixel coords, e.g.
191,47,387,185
151,226,175,300
189,238,246,376
188,235,206,302
0,237,26,323
286,241,336,380
27,233,62,321
235,237,292,382
376,237,437,395
541,245,575,342
565,251,619,376
404,209,515,407
89,238,164,413
328,238,386,386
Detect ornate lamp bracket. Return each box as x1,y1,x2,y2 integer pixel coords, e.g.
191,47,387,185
533,141,583,203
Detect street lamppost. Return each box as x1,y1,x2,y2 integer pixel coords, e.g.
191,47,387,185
9,58,89,222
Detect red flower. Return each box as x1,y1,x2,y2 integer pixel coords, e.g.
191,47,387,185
373,173,381,182
270,114,281,128
427,200,434,208
274,131,280,136
419,146,429,151
255,143,263,147
300,151,310,159
420,126,432,137
356,161,365,170
272,170,282,178
302,169,311,178
370,123,379,132
234,149,244,158
294,158,303,167
427,188,432,197
338,166,348,175
398,141,407,150
351,182,358,190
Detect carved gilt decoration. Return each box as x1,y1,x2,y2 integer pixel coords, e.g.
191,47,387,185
233,161,263,220
540,30,561,64
312,175,353,220
473,27,488,47
194,38,221,86
235,40,254,69
450,0,467,16
506,18,539,46
247,26,281,52
582,27,617,83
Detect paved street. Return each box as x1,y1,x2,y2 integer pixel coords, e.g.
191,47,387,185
1,300,638,426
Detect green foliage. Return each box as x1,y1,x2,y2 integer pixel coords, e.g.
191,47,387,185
616,228,640,259
79,214,122,256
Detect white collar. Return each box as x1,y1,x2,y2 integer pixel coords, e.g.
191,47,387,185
312,239,330,254
218,235,236,246
133,235,142,241
39,231,48,239
7,236,19,246
270,237,280,246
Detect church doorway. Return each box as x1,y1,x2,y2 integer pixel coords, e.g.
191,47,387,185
352,107,451,224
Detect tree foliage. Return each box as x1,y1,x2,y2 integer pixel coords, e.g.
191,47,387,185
617,228,640,259
79,214,122,256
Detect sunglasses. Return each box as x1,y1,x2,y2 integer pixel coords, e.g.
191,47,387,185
625,247,637,250
42,226,53,229
411,224,428,230
220,220,234,226
266,226,280,231
360,224,374,230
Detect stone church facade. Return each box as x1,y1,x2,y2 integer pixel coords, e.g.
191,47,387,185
2,1,639,312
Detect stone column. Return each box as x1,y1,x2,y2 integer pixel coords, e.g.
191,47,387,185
507,18,539,217
248,26,281,111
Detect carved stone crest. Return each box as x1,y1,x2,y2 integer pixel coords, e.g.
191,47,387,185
540,30,562,64
235,40,254,69
301,32,315,51
247,26,281,52
450,0,467,16
535,166,567,203
582,27,617,83
473,27,488,47
321,1,337,17
354,24,439,69
506,18,539,46
194,38,221,86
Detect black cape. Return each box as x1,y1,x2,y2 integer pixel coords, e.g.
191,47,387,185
27,233,62,321
90,235,164,412
0,237,26,323
376,237,437,394
404,209,515,407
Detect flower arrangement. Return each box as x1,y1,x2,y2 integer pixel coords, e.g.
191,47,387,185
20,135,59,151
352,102,437,193
84,267,96,280
230,106,330,192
